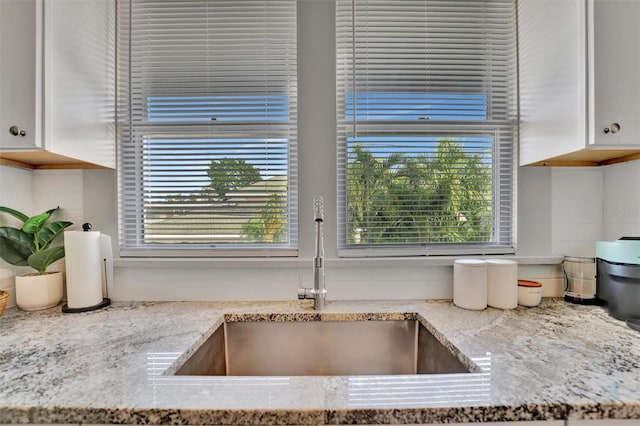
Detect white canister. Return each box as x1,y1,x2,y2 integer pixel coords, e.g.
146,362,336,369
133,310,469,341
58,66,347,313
453,259,487,310
486,259,518,309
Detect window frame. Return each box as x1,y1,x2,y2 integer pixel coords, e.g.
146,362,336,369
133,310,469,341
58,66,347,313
116,0,299,258
335,0,518,257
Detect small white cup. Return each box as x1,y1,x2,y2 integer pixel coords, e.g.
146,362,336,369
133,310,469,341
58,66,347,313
517,279,542,307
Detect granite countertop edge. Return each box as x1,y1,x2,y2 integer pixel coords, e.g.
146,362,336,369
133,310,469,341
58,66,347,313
4,401,640,425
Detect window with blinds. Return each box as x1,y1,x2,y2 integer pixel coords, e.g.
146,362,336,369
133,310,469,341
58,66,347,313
336,0,517,256
118,0,298,256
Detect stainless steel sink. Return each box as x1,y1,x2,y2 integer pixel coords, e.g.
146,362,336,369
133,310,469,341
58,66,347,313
174,319,471,376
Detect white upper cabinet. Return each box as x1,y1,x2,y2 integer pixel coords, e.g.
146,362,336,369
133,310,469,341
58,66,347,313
590,0,640,147
0,0,41,151
0,0,115,169
519,0,640,166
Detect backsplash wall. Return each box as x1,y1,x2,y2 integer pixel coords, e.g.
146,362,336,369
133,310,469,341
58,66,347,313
551,167,604,257
603,160,640,240
0,166,33,308
32,170,85,228
2,163,639,304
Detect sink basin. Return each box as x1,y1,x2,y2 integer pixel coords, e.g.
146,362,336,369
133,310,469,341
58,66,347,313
174,319,471,376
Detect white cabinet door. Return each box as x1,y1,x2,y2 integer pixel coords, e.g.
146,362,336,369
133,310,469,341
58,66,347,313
0,0,115,169
0,0,41,150
590,0,640,147
43,0,116,168
518,0,588,165
518,0,640,166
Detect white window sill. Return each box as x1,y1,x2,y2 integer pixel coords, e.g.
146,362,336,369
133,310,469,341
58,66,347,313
113,255,563,269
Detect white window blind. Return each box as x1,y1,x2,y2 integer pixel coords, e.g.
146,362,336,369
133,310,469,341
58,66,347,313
118,0,298,256
336,0,517,256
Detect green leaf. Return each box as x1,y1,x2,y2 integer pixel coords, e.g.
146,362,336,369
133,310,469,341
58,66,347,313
38,221,73,249
0,237,30,266
44,207,59,216
0,206,29,223
22,211,52,234
0,227,35,253
27,246,65,275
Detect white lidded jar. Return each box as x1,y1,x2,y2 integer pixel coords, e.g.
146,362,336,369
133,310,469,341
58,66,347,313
486,259,518,309
453,259,487,310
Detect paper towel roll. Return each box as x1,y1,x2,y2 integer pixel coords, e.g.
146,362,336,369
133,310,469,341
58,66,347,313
64,231,104,309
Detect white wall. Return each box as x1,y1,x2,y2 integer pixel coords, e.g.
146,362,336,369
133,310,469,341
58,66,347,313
50,160,640,303
603,160,640,240
0,165,33,308
517,166,552,256
551,167,603,257
8,159,634,304
1,160,572,305
32,170,84,227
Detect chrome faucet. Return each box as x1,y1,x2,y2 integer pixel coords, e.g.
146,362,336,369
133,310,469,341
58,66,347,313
298,196,327,310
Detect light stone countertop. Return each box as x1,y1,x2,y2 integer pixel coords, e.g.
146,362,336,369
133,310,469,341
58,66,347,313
0,299,638,425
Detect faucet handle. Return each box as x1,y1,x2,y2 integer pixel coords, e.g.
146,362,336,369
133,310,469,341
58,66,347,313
298,287,312,300
313,196,324,222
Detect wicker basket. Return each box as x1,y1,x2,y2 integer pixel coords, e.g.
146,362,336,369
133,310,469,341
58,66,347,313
0,290,9,317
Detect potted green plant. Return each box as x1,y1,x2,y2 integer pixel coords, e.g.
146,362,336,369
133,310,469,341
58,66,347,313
0,206,72,310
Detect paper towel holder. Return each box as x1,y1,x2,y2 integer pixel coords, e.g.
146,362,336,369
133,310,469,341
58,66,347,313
62,298,111,313
62,223,112,314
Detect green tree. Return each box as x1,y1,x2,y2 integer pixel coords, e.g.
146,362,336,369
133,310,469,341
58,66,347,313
384,154,434,242
428,139,492,242
206,158,262,201
347,145,404,244
162,193,201,216
242,192,287,243
346,139,492,245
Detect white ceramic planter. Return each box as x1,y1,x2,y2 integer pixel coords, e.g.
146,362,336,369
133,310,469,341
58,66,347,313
15,271,63,311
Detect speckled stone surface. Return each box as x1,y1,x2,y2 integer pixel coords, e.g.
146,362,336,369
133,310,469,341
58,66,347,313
0,299,638,424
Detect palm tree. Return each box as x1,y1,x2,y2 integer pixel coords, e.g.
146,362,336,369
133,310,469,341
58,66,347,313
428,139,492,242
345,139,492,245
242,192,287,243
347,145,404,244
